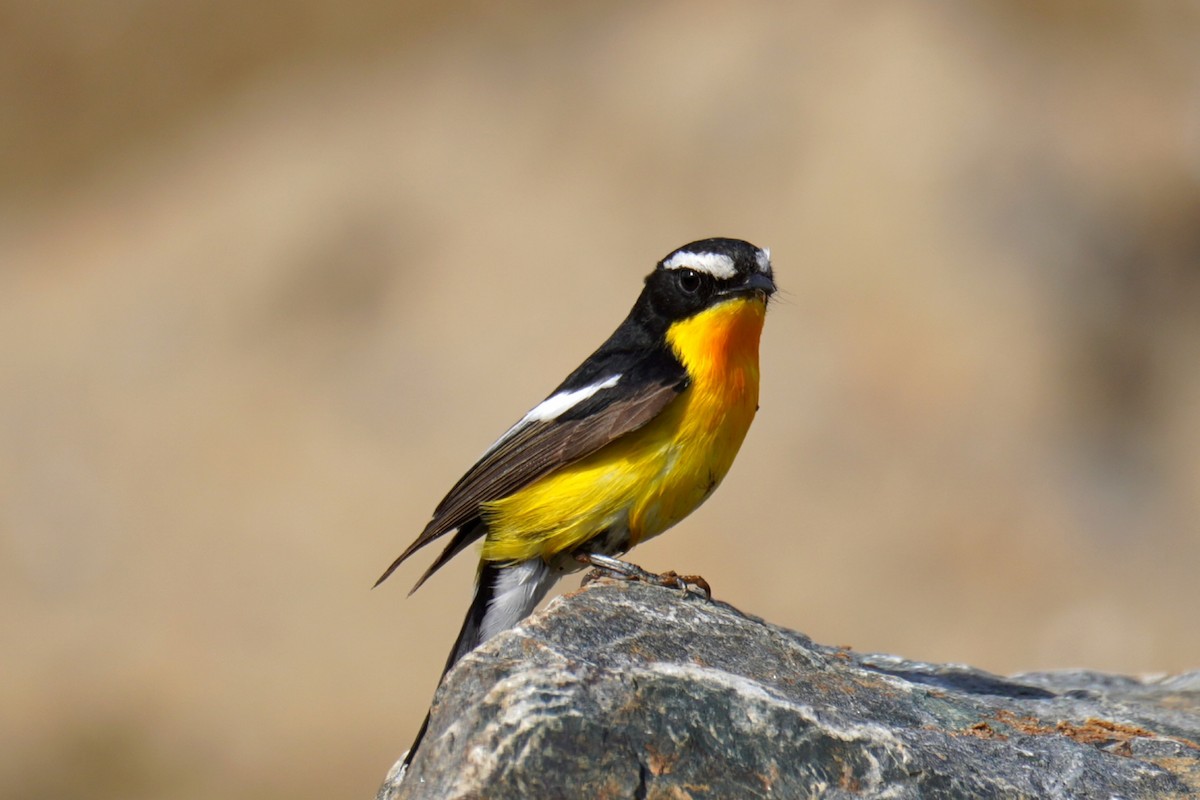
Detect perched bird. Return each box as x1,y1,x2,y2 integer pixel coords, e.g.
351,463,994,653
377,237,775,770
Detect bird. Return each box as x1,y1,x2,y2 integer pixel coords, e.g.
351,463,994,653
376,237,775,772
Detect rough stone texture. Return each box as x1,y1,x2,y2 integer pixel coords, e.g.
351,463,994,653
380,580,1200,799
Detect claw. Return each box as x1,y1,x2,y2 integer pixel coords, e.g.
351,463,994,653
574,553,712,599
656,570,712,599
580,568,609,587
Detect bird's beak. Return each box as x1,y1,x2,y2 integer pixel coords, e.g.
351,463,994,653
720,271,776,302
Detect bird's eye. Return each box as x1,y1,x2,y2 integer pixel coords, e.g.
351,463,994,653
678,269,702,294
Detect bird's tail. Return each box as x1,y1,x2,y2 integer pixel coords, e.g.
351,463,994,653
400,558,559,774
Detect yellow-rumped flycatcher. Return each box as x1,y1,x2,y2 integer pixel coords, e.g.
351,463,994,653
377,237,775,770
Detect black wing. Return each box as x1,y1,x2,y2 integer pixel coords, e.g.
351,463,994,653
375,345,688,590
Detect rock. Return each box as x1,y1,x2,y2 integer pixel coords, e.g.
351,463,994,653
379,580,1200,799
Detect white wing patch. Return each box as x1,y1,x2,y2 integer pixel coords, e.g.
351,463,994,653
480,374,622,458
524,374,621,423
663,251,737,280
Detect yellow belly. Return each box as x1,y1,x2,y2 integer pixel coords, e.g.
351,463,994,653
480,296,765,565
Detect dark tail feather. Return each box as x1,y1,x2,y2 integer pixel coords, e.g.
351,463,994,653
400,710,432,774
439,561,500,679
400,562,500,771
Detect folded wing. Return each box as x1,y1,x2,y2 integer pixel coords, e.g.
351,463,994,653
375,354,688,591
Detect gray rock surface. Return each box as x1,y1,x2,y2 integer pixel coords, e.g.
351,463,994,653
380,580,1200,799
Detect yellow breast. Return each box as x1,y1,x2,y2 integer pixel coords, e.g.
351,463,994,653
480,296,765,564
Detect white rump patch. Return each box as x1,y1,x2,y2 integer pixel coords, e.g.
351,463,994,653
663,251,738,280
756,247,772,274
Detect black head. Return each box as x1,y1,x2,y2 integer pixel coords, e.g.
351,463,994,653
640,238,775,322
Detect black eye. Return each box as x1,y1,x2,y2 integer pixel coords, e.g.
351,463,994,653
678,269,702,294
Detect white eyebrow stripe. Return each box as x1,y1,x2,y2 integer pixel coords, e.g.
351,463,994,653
756,247,772,274
662,251,738,280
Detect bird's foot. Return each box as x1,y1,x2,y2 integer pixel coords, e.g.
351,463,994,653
575,553,712,599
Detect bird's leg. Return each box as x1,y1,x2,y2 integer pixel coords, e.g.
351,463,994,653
575,553,712,599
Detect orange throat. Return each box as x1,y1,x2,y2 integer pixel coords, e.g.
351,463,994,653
666,295,766,408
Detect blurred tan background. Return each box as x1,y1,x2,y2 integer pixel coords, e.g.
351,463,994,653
3,2,1199,798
